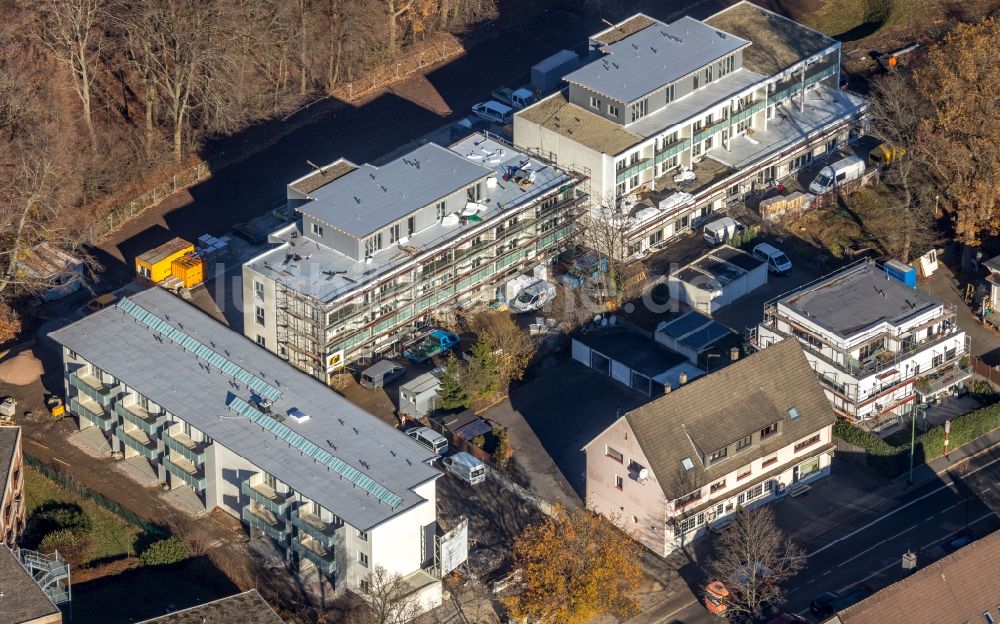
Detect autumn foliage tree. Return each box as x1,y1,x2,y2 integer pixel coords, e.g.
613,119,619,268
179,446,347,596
503,506,642,624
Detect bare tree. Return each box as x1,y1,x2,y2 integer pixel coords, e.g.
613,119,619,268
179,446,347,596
707,506,804,619
354,565,420,624
37,0,105,152
577,192,636,307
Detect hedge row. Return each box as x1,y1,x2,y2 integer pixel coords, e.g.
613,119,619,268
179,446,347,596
834,401,1000,478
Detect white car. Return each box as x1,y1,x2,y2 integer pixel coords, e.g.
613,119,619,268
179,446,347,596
510,279,556,313
471,101,513,125
753,243,793,276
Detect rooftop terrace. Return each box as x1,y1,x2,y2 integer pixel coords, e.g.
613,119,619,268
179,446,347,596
516,91,642,155
249,134,574,303
777,263,942,339
50,287,440,530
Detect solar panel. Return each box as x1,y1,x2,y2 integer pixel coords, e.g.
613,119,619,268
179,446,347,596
222,395,404,510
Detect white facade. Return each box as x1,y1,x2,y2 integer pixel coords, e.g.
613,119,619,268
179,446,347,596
754,264,969,422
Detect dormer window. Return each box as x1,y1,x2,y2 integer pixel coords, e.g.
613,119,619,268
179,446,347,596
590,96,602,110
708,447,727,463
365,233,382,256
630,98,648,122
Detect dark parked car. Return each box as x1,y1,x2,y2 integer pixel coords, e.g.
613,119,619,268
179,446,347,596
810,585,873,617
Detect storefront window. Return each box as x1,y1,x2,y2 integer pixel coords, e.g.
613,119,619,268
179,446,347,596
798,456,821,479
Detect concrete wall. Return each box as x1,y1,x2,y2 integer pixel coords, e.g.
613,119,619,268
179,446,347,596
585,418,668,556
242,266,279,356
513,114,615,198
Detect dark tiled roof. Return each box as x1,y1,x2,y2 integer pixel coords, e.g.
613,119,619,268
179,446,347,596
624,339,834,499
0,545,61,624
137,590,283,624
838,530,1000,624
0,427,19,496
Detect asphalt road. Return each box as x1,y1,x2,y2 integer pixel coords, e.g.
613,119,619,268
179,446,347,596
661,446,1000,624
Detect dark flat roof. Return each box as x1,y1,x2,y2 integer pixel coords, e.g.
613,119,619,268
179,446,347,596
577,329,686,376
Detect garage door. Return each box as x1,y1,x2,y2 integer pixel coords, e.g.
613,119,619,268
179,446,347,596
571,339,590,366
611,360,631,386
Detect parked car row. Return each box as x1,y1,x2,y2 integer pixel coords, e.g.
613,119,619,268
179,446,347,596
405,426,486,485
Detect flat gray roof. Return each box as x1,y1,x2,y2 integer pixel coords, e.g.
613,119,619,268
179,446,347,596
0,546,61,624
50,288,439,530
577,329,686,377
565,15,749,104
298,142,491,239
249,135,573,303
778,264,942,339
137,590,282,624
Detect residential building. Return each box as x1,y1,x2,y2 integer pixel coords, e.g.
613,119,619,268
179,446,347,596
50,288,443,611
752,261,970,424
0,545,63,624
0,426,25,545
514,2,868,259
243,134,587,379
136,590,283,624
826,530,1000,624
583,339,836,556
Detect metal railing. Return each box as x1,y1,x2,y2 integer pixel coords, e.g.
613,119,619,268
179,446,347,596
241,479,292,515
163,456,206,491
70,397,115,431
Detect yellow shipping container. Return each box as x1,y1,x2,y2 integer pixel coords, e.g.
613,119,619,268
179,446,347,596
170,254,205,289
136,238,194,284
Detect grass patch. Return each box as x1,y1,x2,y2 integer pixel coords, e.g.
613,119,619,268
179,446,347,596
802,0,931,40
24,466,142,565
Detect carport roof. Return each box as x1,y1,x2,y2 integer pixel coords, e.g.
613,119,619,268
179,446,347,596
623,339,834,499
576,329,687,377
657,310,737,352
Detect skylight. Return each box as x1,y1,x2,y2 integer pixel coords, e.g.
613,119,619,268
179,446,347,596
681,457,695,471
788,407,799,420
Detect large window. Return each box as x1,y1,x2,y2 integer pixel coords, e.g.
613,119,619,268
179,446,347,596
605,446,624,463
708,447,727,463
677,512,705,534
760,422,779,439
435,201,447,219
630,98,648,122
365,233,383,256
798,455,821,479
736,435,752,451
794,434,821,453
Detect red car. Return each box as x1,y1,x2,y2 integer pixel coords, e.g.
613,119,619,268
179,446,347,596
703,581,730,616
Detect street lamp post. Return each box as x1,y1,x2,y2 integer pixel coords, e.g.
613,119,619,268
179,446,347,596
908,406,925,485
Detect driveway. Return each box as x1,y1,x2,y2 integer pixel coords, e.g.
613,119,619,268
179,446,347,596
711,255,822,336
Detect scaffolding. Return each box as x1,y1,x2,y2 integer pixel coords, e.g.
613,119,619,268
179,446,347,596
16,546,72,607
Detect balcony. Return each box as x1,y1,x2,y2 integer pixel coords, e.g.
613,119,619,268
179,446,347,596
242,505,289,543
117,427,160,460
241,479,292,515
70,397,115,431
69,371,120,406
114,402,163,435
615,158,653,183
164,433,209,466
290,507,339,547
163,455,206,491
290,536,336,575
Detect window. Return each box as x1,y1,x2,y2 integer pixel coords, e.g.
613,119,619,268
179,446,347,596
311,222,324,237
358,551,368,567
704,136,713,150
629,98,648,122
704,65,713,83
710,479,726,494
737,118,751,134
787,407,800,421
264,472,277,489
745,483,764,501
737,464,752,480
608,104,620,118
254,281,264,300
677,512,705,534
629,174,639,190
365,233,382,256
606,446,624,463
389,223,400,243
692,143,702,157
436,201,447,219
760,422,779,439
798,456,821,478
407,216,415,236
766,106,773,120
616,182,626,196
616,159,627,172
680,457,695,471
590,96,602,110
138,265,151,278
649,230,663,246
676,490,701,508
357,529,368,541
467,183,481,201
794,434,821,452
984,613,996,624
255,335,265,347
615,475,624,490
708,447,727,463
360,578,370,593
761,455,778,469
664,84,675,104
254,306,265,326
693,75,699,90
736,435,752,451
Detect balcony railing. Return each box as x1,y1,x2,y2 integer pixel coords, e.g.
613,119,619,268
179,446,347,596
164,455,206,491
242,505,289,543
615,158,653,183
117,427,160,460
164,433,209,466
290,536,336,574
70,397,115,431
767,64,839,106
290,507,339,547
69,371,121,406
241,479,292,515
114,402,163,435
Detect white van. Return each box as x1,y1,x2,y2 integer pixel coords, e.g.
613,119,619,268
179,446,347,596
753,243,793,276
471,101,513,125
406,426,449,456
703,217,743,246
808,155,865,195
442,452,486,485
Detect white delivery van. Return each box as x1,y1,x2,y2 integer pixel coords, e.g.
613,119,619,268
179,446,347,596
442,452,487,485
471,101,513,125
753,243,793,276
510,279,556,313
406,426,449,456
809,155,865,194
703,217,743,246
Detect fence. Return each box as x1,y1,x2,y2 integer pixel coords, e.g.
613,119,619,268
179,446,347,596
330,34,465,103
973,355,1000,387
97,160,211,238
23,454,167,540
